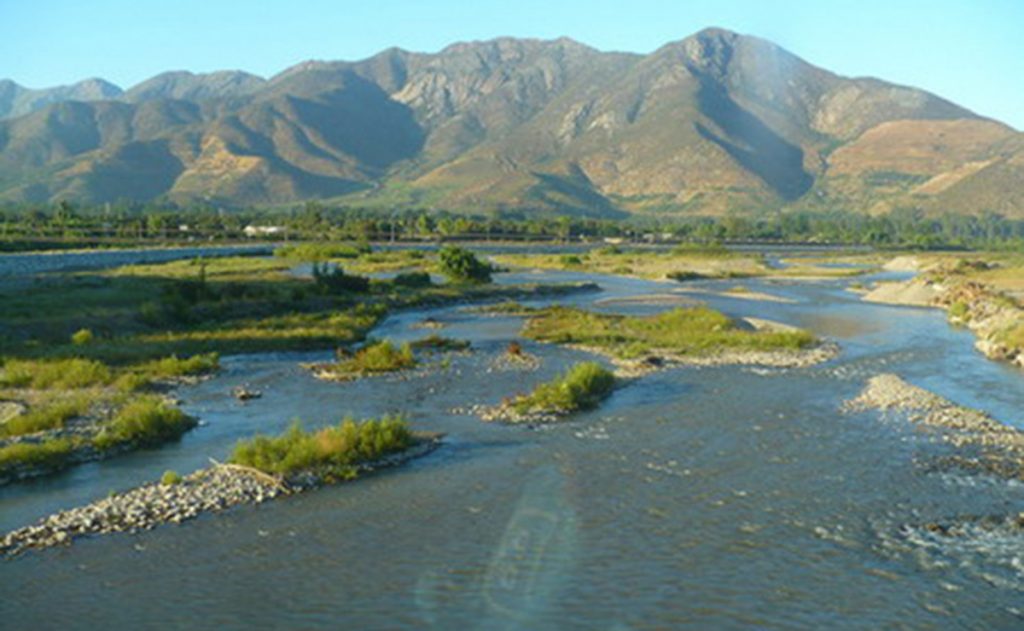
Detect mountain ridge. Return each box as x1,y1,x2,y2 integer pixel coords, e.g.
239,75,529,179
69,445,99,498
1,28,1021,218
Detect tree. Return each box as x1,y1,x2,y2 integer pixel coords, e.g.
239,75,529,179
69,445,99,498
438,246,492,284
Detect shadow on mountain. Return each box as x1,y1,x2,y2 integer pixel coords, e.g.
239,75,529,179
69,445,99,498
693,80,812,200
288,72,425,171
527,167,629,219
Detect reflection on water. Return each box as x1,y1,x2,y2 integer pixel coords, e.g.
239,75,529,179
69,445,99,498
2,264,1024,629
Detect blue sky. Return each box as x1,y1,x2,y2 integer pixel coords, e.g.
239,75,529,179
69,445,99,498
2,0,1022,128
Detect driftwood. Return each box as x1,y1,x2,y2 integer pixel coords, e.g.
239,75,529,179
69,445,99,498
207,458,291,493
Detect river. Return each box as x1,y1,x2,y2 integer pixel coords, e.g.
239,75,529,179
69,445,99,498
2,258,1023,629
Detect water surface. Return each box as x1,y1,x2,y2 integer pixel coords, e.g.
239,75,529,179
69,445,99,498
2,266,1024,629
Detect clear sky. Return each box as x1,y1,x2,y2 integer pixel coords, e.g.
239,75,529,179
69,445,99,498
2,0,1022,129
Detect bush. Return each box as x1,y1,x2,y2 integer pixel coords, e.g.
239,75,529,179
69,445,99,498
409,334,470,352
666,270,706,282
93,396,195,450
161,470,183,486
438,246,492,284
312,262,370,294
0,438,74,472
71,328,94,346
0,397,89,437
229,415,414,478
948,301,970,322
331,340,415,377
0,358,112,389
560,255,583,267
392,271,433,288
512,362,615,416
138,353,220,380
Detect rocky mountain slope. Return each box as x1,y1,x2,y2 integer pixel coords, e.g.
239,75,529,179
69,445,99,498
0,28,1020,217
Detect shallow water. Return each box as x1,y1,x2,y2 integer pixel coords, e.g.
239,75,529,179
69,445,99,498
0,244,273,278
3,265,1024,629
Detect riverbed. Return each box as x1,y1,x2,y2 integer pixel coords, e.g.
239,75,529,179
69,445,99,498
2,259,1023,629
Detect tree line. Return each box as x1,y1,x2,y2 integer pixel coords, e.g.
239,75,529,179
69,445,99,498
1,200,1022,251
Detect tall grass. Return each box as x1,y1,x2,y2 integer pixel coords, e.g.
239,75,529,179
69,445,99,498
93,395,195,450
0,396,90,437
327,340,416,378
230,415,414,478
511,362,615,416
0,438,74,472
0,358,112,389
137,353,220,379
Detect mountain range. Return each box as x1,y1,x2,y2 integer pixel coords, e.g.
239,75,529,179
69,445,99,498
1,28,1021,218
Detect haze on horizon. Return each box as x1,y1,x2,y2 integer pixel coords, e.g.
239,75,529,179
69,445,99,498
1,0,1022,130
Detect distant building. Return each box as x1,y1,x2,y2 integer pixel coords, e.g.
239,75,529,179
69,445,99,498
243,225,285,238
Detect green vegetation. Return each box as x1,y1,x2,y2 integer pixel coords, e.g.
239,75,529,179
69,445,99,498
93,396,195,450
392,271,433,288
311,262,371,294
70,328,94,346
522,306,817,359
438,246,492,284
0,438,74,473
319,340,416,380
948,301,970,322
229,416,414,480
274,242,368,261
0,396,89,437
510,362,615,417
0,358,111,389
137,353,220,380
409,334,470,352
160,470,183,486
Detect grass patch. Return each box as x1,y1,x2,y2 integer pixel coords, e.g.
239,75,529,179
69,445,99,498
93,395,195,450
137,353,220,380
321,340,416,380
409,335,470,352
0,396,90,437
522,306,817,359
0,358,112,389
229,415,414,479
0,438,74,472
510,362,615,416
274,243,367,261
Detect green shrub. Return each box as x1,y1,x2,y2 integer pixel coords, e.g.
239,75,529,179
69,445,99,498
0,397,90,437
948,301,970,322
161,470,183,486
71,328,94,346
330,340,415,377
409,334,470,352
666,270,706,282
392,271,433,288
512,362,615,416
312,262,370,294
229,415,414,478
138,353,220,380
560,255,583,267
0,358,112,389
438,246,492,284
0,438,74,472
93,396,195,450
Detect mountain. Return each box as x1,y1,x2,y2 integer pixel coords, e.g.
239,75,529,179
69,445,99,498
0,78,123,120
0,28,1021,218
